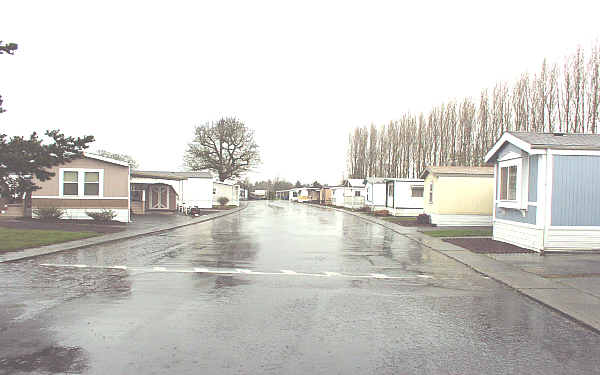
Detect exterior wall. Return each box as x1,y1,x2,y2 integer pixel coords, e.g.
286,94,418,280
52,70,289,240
332,188,345,206
213,183,240,206
423,175,493,216
31,157,130,222
343,196,365,209
181,178,213,209
32,208,129,222
528,155,538,202
390,207,423,217
131,201,145,215
551,155,600,226
33,157,129,198
366,183,386,207
289,189,299,202
545,228,600,251
493,220,543,251
495,204,537,224
430,213,492,226
320,189,333,204
390,180,424,215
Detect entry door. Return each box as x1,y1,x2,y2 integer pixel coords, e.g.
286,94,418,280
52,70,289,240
150,186,169,209
386,181,394,208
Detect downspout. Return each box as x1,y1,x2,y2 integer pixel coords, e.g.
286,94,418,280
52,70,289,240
541,149,550,256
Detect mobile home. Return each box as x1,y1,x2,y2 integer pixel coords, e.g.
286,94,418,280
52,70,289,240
384,178,425,216
485,132,600,252
421,166,494,226
31,153,131,222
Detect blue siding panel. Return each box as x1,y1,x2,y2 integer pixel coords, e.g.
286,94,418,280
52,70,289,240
496,204,537,224
528,155,538,203
552,155,600,226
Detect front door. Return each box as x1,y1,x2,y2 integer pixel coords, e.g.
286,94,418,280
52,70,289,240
386,181,394,208
150,185,169,209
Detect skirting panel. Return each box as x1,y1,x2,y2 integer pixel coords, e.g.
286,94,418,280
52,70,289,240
430,214,492,227
493,220,543,252
391,208,424,217
545,228,600,251
32,208,130,223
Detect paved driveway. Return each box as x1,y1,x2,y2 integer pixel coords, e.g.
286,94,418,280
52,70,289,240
1,201,599,374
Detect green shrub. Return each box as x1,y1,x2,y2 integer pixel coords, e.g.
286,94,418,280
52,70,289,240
217,197,229,206
86,209,117,222
33,206,64,220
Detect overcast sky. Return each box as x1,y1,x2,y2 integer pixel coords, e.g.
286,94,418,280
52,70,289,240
2,1,599,185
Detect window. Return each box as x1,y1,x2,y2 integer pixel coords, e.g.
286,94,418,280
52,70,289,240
60,168,103,197
213,187,216,194
411,186,424,198
354,190,361,197
387,183,394,197
84,172,100,196
497,157,528,209
429,182,433,204
499,165,518,201
63,171,78,196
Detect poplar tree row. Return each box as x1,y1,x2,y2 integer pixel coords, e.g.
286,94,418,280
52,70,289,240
348,42,600,179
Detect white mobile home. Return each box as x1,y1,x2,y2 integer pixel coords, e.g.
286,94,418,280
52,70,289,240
365,177,387,211
331,186,345,206
131,170,214,214
384,178,425,216
485,131,600,253
289,188,299,202
342,179,366,209
214,181,240,207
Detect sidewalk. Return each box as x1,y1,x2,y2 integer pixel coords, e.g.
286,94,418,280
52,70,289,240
307,203,600,333
0,204,247,263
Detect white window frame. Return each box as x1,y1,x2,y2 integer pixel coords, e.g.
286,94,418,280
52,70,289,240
59,168,104,198
497,157,528,209
411,185,424,198
429,182,433,204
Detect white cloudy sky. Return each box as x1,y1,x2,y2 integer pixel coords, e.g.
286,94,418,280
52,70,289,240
1,1,599,185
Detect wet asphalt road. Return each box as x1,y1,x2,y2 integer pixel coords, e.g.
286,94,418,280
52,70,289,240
1,201,600,375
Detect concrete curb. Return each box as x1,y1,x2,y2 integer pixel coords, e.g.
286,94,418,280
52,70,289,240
305,203,600,334
0,203,248,263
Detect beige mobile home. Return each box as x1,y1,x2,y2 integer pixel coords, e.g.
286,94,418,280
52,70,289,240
31,153,130,222
421,166,494,226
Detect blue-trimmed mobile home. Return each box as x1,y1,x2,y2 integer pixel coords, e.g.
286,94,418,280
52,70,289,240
485,132,600,253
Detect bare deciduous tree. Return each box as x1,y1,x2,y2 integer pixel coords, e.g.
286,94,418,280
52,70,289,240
184,117,260,181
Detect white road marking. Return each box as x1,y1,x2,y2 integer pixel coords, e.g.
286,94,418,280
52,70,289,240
38,264,434,280
370,273,388,279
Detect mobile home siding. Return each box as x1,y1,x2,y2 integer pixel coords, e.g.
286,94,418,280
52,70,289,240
551,155,600,226
495,204,536,224
528,155,538,202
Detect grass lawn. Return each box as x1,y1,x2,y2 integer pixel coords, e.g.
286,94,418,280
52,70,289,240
0,227,99,252
423,229,493,238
